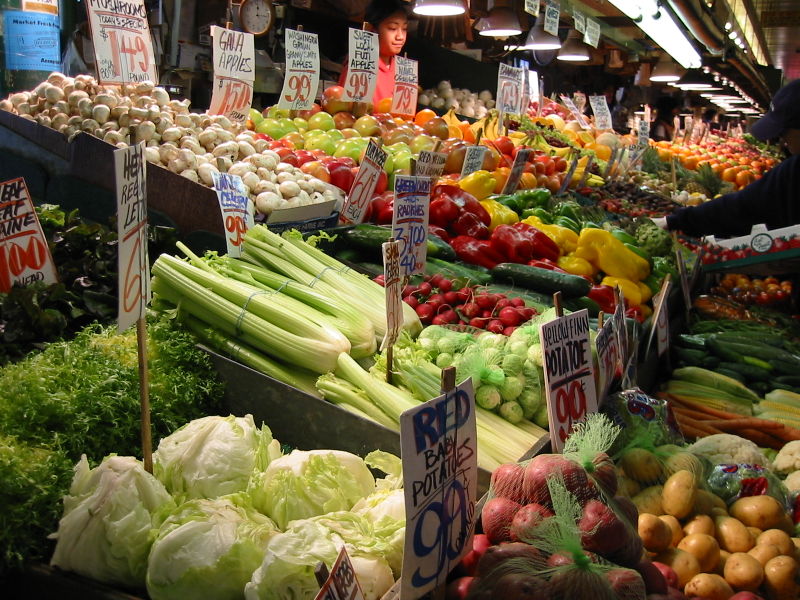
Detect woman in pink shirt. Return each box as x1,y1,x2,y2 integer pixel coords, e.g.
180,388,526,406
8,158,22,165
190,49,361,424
339,0,409,107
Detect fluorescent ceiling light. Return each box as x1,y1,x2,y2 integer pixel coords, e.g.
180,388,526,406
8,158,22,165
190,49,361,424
605,0,701,68
729,31,738,39
725,22,732,30
412,0,465,16
476,6,522,37
557,29,590,61
520,16,562,50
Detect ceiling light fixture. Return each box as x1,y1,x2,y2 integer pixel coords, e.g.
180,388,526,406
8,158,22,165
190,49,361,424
557,29,590,61
650,54,682,82
412,0,465,16
520,14,562,49
476,1,522,37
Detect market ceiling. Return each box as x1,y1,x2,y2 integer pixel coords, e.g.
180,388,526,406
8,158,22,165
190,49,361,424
752,0,800,82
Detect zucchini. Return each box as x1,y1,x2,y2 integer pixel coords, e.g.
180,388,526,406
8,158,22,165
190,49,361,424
491,263,592,298
712,332,786,347
741,355,773,371
702,356,721,369
773,359,800,376
721,341,800,366
563,296,601,317
718,361,771,382
704,336,743,363
676,347,708,366
677,334,709,351
342,224,456,261
717,368,747,383
775,376,800,387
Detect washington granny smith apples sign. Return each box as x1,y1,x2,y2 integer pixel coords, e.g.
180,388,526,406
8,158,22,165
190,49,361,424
279,29,320,111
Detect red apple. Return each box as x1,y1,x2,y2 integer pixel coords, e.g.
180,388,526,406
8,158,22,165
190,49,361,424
374,169,388,194
352,101,373,117
333,111,356,130
300,160,331,183
423,116,449,140
354,115,381,137
329,163,355,192
294,149,316,166
443,141,469,174
322,86,353,115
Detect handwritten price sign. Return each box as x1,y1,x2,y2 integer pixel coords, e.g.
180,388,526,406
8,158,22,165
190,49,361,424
391,56,418,118
648,277,671,358
209,75,254,124
415,150,446,181
85,0,157,85
279,29,320,111
392,175,430,277
496,63,525,119
460,146,486,179
560,95,591,130
382,239,403,351
589,95,612,131
344,29,378,103
539,309,599,453
114,142,150,333
544,0,560,36
212,172,254,258
584,18,601,48
501,148,531,194
637,118,651,149
0,178,57,293
595,317,619,402
210,26,255,123
400,378,478,600
524,0,541,16
314,547,365,600
340,140,387,224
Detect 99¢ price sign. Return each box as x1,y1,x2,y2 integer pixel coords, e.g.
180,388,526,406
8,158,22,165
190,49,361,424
392,175,430,278
340,140,387,224
400,378,478,600
279,29,320,111
539,309,599,452
85,0,157,85
314,547,365,600
344,29,378,103
391,56,418,118
212,172,255,258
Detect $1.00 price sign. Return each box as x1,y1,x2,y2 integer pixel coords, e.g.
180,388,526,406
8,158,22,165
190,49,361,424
391,56,418,118
496,63,525,120
392,175,430,277
460,146,486,179
340,140,387,224
400,378,478,600
0,177,58,293
114,142,150,333
589,95,612,131
314,547,365,600
85,0,157,85
501,148,531,194
343,29,378,103
279,29,320,111
209,27,256,124
539,309,599,452
595,317,619,403
381,240,403,351
212,172,255,258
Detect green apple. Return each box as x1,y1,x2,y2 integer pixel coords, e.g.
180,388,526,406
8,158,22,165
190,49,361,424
410,134,437,154
278,118,298,134
386,142,411,155
281,131,305,149
392,150,413,173
307,112,336,131
293,117,309,132
340,128,360,139
382,153,394,174
266,106,291,119
249,108,264,124
255,118,287,139
305,133,335,156
327,129,344,142
334,138,363,162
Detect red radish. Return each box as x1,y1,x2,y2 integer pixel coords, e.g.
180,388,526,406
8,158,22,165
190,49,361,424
439,309,459,323
475,294,495,309
438,278,453,292
487,320,505,334
461,302,480,318
432,315,448,325
436,303,452,314
498,307,522,326
636,559,668,594
503,326,518,336
475,542,540,576
469,317,488,329
445,577,474,600
489,463,526,502
606,568,647,600
510,297,525,307
456,289,471,303
403,295,419,308
402,284,418,296
510,503,554,542
481,497,521,544
651,563,678,589
578,499,629,555
428,293,445,305
416,281,432,296
429,274,443,287
459,534,491,576
496,298,512,310
416,303,435,323
520,307,537,320
480,309,493,319
444,291,460,305
373,275,385,285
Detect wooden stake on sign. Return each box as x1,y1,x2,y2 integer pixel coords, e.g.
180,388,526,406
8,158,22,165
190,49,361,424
671,158,677,192
475,128,483,146
216,157,228,173
386,237,397,385
441,365,456,394
553,291,563,317
597,311,604,328
314,562,330,587
410,158,417,176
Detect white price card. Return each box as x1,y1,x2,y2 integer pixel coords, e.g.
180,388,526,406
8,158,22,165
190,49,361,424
278,29,320,111
460,146,486,179
539,309,599,453
648,277,671,359
524,0,541,17
613,289,630,385
209,76,254,124
211,26,255,80
501,148,532,194
595,317,619,403
560,95,590,130
0,177,57,293
584,18,601,48
637,118,651,149
496,63,525,119
400,378,478,600
527,69,539,105
212,172,255,258
544,0,560,36
314,547,365,600
391,56,418,118
392,175,430,277
340,139,387,224
381,239,403,351
85,0,157,85
589,95,612,131
114,142,150,333
414,150,446,182
573,10,586,34
343,28,379,103
22,0,58,14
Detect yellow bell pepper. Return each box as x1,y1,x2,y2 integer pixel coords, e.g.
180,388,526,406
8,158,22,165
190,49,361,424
639,304,653,319
557,255,597,277
637,281,653,304
574,228,650,282
521,216,578,254
480,199,519,231
458,170,496,200
601,276,642,306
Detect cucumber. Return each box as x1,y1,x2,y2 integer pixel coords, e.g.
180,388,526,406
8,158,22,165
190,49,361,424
704,336,743,363
717,368,747,383
720,340,800,366
491,263,592,298
718,361,772,382
677,334,708,351
702,356,721,369
712,333,786,347
563,296,601,317
426,257,492,285
342,224,456,261
741,355,773,371
776,376,800,387
675,347,708,366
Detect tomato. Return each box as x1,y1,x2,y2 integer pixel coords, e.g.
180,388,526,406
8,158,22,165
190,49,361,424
553,157,567,172
534,155,556,175
756,291,770,305
545,175,561,194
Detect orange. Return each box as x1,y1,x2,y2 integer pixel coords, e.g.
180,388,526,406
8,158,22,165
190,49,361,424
585,142,612,161
721,166,741,182
519,172,537,189
493,167,510,194
682,156,699,170
375,97,392,114
735,169,756,188
460,122,475,143
414,109,437,126
448,125,463,140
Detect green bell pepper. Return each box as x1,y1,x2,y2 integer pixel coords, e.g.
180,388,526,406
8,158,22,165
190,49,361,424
611,228,638,246
553,215,581,233
521,207,553,223
625,243,652,265
642,273,662,295
555,201,582,223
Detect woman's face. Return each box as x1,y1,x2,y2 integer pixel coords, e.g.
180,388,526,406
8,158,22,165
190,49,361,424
377,12,407,58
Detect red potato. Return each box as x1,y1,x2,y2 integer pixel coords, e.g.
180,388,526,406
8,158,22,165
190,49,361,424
579,499,629,555
489,463,526,503
485,573,550,599
523,455,600,506
548,569,610,599
615,495,640,526
591,452,619,496
481,497,521,544
446,577,475,600
729,594,765,600
475,543,541,577
636,559,669,594
652,562,679,588
606,568,647,600
546,550,600,567
460,534,491,576
510,503,554,542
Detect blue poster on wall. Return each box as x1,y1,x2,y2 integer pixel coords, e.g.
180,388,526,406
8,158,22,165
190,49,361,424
3,10,61,71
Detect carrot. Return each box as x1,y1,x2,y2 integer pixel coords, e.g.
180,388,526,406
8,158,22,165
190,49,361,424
671,405,717,422
673,412,723,438
737,428,784,450
700,418,786,432
667,394,747,421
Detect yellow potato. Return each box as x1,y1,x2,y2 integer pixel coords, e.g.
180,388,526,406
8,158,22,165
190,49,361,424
663,451,705,478
678,533,721,572
618,473,641,498
639,513,673,552
653,548,701,588
684,515,715,537
730,496,785,531
684,573,734,600
691,489,715,517
758,530,793,556
633,485,664,516
716,549,731,576
711,507,729,518
620,447,664,484
749,544,782,567
763,555,799,600
747,527,763,540
659,514,684,547
715,516,755,553
662,470,697,519
723,552,764,591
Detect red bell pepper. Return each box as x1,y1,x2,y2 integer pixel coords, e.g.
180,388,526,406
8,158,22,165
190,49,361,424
429,194,460,227
450,236,505,270
432,184,491,226
512,222,560,262
452,212,489,239
369,192,394,225
527,259,566,273
490,224,534,264
428,224,450,243
588,284,616,314
625,306,644,323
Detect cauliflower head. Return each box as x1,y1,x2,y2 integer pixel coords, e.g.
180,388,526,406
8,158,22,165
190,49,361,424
773,440,800,475
688,434,770,467
784,470,800,493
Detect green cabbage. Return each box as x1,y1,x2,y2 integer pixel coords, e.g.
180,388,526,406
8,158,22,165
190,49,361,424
153,414,282,500
249,449,375,529
49,455,175,588
146,494,277,600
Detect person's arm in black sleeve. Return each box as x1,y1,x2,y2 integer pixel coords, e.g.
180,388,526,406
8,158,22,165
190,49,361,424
665,154,800,238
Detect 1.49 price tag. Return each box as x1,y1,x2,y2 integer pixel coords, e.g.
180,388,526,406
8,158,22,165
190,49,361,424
340,140,387,224
392,175,430,277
